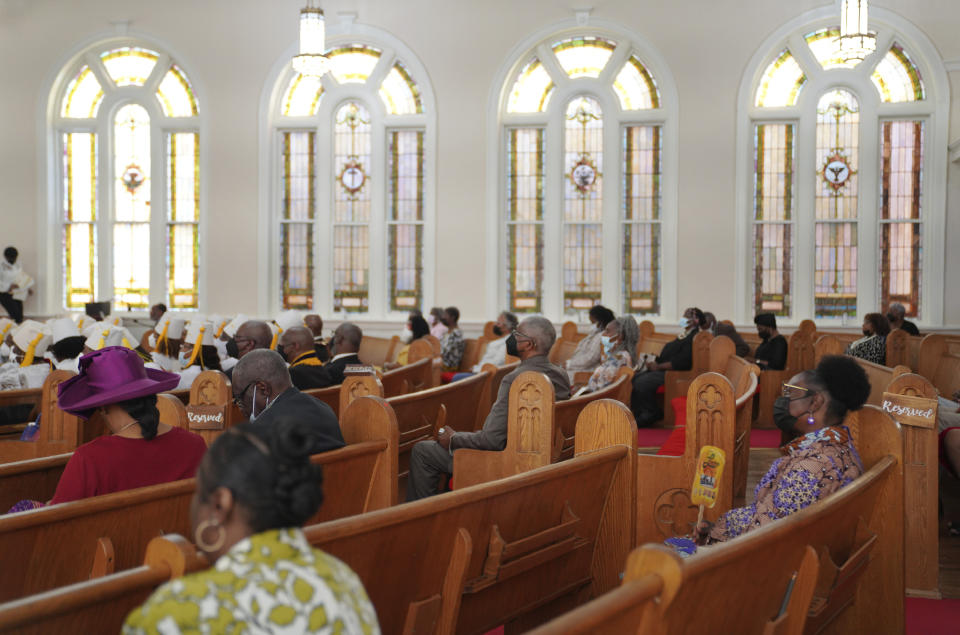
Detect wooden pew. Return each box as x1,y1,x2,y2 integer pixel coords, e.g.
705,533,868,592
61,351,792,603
358,335,401,367
661,331,713,427
916,333,960,397
479,361,520,416
0,400,637,635
548,320,585,367
530,404,904,635
754,329,816,429
380,355,433,396
0,395,398,603
0,371,80,464
304,374,385,419
553,367,634,461
636,320,673,358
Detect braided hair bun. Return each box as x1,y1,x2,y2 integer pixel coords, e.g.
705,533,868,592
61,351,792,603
814,355,871,420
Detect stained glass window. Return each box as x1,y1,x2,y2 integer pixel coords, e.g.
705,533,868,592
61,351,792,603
387,131,424,310
57,42,200,312
113,104,152,309
879,121,923,316
752,124,795,316
63,133,97,308
100,47,158,87
379,62,422,115
333,102,372,312
281,132,315,310
805,27,853,70
814,90,859,318
613,56,660,110
563,97,604,313
552,37,616,78
167,133,199,309
623,126,661,314
871,44,925,103
505,128,544,313
328,45,381,84
755,49,806,107
507,57,555,113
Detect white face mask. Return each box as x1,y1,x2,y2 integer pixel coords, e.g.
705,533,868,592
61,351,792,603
178,351,191,368
401,327,413,344
427,315,436,326
679,317,690,329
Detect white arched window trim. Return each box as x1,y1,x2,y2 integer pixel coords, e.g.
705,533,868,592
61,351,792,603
41,32,208,315
485,18,680,322
733,5,949,327
259,21,437,319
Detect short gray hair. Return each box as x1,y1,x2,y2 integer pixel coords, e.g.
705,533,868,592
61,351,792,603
888,303,906,319
520,316,556,354
233,349,291,392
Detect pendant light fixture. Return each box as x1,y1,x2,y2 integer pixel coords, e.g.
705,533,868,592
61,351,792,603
836,0,876,65
292,0,329,76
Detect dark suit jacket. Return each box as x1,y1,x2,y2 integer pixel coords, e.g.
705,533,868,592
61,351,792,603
253,387,345,454
308,353,361,388
314,340,331,363
450,354,571,452
715,323,751,358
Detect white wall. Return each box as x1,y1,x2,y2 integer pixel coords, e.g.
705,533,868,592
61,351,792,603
1,0,957,326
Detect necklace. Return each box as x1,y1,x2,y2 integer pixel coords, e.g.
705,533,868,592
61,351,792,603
114,419,141,437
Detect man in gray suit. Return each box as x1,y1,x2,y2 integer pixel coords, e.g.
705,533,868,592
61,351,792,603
406,316,570,501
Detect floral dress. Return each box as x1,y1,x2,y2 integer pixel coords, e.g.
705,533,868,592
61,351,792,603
707,426,863,542
586,350,632,393
124,528,380,634
846,334,886,365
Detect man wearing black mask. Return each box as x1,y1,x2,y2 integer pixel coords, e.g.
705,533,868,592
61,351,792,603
753,313,787,371
407,316,570,500
278,326,326,390
224,320,273,379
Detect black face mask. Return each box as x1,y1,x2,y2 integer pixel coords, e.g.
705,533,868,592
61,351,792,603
862,329,872,337
276,344,288,363
225,338,240,359
759,331,771,341
505,334,520,357
773,396,798,432
492,325,504,337
886,313,896,323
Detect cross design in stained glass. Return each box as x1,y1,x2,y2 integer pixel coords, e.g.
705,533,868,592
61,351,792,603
821,151,854,192
339,158,366,195
570,155,597,193
121,163,145,194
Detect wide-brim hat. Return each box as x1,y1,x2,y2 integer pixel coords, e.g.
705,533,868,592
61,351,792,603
57,346,180,419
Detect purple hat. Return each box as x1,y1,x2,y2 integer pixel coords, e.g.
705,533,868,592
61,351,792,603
57,346,180,419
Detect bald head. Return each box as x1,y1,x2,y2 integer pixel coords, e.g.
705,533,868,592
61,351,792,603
304,314,323,338
279,326,315,362
332,322,362,355
235,320,272,358
519,316,556,355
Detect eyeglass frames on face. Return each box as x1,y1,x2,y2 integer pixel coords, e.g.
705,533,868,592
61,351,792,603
233,381,256,407
781,383,814,400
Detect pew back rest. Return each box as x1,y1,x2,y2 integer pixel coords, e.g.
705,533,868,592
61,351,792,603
554,367,633,462
357,335,400,367
917,333,960,396
380,356,433,396
0,453,71,513
481,361,520,416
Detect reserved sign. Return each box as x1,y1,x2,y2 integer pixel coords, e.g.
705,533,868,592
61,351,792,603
880,392,937,430
186,404,226,430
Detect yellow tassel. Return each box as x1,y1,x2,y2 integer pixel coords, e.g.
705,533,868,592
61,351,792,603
20,333,44,367
270,326,282,350
121,337,130,348
76,318,84,329
0,323,12,337
187,326,205,368
215,322,226,339
97,329,110,349
156,322,170,349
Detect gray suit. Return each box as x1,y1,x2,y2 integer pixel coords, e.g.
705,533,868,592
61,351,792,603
406,354,570,501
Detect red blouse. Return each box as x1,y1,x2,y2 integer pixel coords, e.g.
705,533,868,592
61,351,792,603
50,426,207,505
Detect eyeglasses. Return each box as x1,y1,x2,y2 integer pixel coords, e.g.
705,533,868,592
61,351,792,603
781,383,815,401
233,381,256,407
511,329,532,341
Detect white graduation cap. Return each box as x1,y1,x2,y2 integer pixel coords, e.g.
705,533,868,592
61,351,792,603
12,321,51,365
221,314,251,339
274,310,305,332
85,325,135,351
50,317,82,344
184,320,215,347
155,312,186,341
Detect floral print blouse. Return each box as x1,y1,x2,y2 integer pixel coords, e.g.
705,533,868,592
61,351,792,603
124,528,380,634
707,426,863,543
846,334,886,365
586,350,632,393
440,328,465,371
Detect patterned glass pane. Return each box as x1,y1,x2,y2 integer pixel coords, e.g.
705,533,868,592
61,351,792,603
100,47,158,87
61,66,104,118
281,132,315,309
871,44,925,103
388,130,424,312
379,62,422,115
507,57,554,113
623,125,661,314
167,133,199,309
328,45,381,84
613,56,660,110
283,74,324,117
113,104,151,308
814,89,859,317
879,120,923,317
563,97,603,313
755,49,806,107
805,27,853,70
552,37,616,79
505,128,544,312
333,103,372,311
63,132,97,308
156,65,199,117
752,124,795,316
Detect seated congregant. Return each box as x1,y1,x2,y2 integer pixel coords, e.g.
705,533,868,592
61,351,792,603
703,312,750,357
753,313,787,370
407,316,570,501
230,349,344,454
699,355,868,544
49,347,207,505
630,307,704,427
223,319,273,378
176,320,222,389
564,304,615,379
384,313,431,370
472,311,518,371
148,313,185,373
310,322,363,388
0,321,51,390
846,312,889,365
47,317,86,373
428,306,447,339
582,315,639,394
938,389,960,534
148,303,166,324
886,302,920,336
123,419,377,633
278,326,326,390
439,306,465,372
304,313,331,362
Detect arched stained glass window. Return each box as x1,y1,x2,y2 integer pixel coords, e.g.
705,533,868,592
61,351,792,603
54,41,201,310
746,17,939,323
273,37,432,315
501,30,672,318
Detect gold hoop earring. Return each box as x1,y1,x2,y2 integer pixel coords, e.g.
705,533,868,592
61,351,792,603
195,519,226,552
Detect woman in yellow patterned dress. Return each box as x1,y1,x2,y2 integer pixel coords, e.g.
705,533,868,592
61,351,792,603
123,419,380,634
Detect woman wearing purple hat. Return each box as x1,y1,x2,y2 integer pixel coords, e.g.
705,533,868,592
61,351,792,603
49,346,207,505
